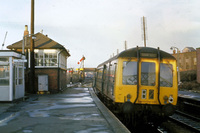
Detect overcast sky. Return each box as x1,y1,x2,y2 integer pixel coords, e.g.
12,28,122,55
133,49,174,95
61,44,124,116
1,0,200,68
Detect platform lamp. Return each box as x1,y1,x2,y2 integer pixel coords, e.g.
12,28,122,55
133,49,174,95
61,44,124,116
22,34,36,54
170,46,180,84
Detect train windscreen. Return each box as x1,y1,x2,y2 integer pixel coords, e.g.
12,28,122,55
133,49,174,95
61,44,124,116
122,61,137,85
141,62,155,86
160,63,173,87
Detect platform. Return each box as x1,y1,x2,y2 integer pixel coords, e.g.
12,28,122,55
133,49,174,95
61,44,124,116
0,85,130,133
178,90,200,102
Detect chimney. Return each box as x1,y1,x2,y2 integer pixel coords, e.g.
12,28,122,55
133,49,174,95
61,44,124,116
173,50,176,54
24,25,29,36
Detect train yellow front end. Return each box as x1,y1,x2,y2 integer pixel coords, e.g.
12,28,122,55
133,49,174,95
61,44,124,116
115,57,177,116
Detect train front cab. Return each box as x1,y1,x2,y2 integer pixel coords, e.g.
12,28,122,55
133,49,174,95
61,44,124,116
115,54,178,117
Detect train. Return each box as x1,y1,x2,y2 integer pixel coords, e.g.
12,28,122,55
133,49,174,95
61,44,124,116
93,46,178,125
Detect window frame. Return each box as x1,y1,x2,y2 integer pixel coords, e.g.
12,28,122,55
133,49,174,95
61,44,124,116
0,57,10,86
160,63,173,87
141,62,156,86
122,61,138,85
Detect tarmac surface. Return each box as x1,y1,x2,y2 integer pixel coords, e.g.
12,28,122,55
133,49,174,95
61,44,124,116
0,84,130,133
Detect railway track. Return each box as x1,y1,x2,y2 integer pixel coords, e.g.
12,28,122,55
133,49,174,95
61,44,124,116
169,110,200,132
157,126,169,133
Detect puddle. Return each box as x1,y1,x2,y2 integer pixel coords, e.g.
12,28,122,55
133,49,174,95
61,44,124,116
0,112,19,126
62,97,93,103
23,130,33,133
74,88,88,91
28,110,49,118
45,104,95,110
59,113,103,121
65,93,90,97
27,104,95,118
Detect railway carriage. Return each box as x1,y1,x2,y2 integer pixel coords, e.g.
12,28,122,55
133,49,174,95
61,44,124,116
94,47,178,124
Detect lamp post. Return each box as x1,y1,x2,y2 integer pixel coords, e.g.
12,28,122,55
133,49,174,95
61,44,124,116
170,46,180,84
22,34,36,54
30,0,35,93
22,34,36,93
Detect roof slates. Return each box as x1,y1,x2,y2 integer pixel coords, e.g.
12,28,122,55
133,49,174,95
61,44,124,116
7,32,70,56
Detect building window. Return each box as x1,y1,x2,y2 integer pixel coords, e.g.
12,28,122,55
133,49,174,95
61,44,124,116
194,57,197,65
185,58,189,63
35,49,57,67
0,57,9,86
186,63,189,69
59,54,66,68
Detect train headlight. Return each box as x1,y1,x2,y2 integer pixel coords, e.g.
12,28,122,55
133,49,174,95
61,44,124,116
163,96,168,101
168,95,173,103
163,96,168,104
127,94,131,101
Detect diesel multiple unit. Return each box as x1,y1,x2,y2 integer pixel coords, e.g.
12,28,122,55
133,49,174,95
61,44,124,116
94,47,178,125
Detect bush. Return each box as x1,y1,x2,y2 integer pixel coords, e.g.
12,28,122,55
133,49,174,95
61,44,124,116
179,81,200,91
180,70,196,82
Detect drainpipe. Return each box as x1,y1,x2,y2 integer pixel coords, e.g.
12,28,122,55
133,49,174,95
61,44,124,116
57,50,64,91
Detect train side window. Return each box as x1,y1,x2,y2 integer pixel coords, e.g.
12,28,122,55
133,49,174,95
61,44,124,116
122,61,137,85
97,69,103,79
160,63,173,87
141,62,155,86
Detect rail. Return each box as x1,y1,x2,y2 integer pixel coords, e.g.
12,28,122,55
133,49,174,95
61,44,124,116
169,110,200,132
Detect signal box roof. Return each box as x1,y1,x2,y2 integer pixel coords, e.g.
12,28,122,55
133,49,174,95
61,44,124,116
7,32,70,56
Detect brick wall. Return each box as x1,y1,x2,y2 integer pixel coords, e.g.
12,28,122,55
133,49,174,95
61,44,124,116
59,68,67,91
25,68,67,93
172,51,196,71
197,48,200,83
35,68,58,93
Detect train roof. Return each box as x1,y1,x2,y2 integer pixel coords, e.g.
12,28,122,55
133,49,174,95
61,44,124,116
97,47,176,67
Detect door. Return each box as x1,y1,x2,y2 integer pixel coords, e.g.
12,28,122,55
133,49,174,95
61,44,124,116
38,75,48,91
139,61,157,103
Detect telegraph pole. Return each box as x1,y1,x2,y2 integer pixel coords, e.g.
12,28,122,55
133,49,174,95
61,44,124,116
30,0,35,93
125,40,127,50
142,16,147,47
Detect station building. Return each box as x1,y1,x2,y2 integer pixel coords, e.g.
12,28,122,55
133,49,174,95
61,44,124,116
196,48,200,83
172,47,196,72
7,29,70,93
172,47,200,83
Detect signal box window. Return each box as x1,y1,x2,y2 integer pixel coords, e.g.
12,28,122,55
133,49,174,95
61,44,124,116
122,61,137,85
160,63,173,87
141,62,155,86
35,49,57,67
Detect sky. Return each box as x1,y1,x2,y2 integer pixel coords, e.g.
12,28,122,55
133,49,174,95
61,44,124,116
1,0,200,68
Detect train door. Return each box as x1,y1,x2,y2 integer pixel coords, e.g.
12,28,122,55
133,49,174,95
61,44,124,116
96,67,103,92
138,60,158,104
102,64,108,94
108,60,117,98
106,63,111,95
